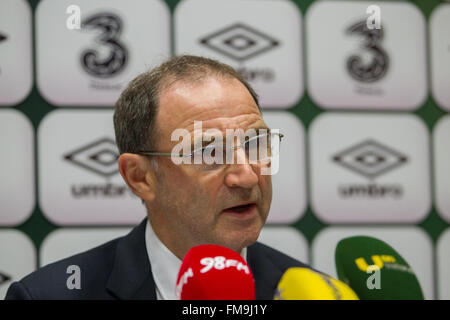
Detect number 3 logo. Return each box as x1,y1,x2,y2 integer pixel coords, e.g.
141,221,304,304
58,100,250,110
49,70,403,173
346,20,389,83
80,13,128,78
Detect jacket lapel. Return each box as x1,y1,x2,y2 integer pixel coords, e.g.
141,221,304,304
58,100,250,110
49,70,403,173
247,242,284,300
105,220,285,300
106,218,157,300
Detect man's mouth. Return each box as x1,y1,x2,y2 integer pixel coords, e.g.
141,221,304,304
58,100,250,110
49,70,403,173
222,203,257,217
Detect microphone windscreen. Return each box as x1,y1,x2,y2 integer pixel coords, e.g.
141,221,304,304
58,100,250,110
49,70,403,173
274,267,359,300
176,244,255,300
335,236,424,299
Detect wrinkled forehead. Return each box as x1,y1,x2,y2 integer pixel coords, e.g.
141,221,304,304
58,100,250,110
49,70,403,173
155,77,264,141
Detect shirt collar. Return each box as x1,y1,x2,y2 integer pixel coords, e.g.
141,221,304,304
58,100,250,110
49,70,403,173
145,220,248,300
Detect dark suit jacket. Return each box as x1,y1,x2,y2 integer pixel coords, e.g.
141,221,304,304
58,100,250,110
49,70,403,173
5,219,311,300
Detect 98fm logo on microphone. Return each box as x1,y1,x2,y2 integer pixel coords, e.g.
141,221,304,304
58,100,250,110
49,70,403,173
199,256,250,274
176,245,255,300
176,255,252,299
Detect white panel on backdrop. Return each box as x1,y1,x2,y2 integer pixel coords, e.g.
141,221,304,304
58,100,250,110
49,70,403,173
306,0,427,110
40,228,131,267
36,0,170,106
434,116,450,223
0,109,34,226
309,113,430,223
258,226,309,263
311,227,434,299
430,4,450,111
0,230,36,299
0,0,32,106
38,110,146,225
175,0,303,109
263,112,306,223
437,228,450,299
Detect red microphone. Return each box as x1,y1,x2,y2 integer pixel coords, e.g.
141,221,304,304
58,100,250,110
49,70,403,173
176,244,255,300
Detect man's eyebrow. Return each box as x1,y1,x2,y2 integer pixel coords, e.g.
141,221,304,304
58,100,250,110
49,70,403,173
189,125,271,148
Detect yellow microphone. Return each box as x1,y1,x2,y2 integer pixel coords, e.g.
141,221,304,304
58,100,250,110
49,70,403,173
274,267,359,300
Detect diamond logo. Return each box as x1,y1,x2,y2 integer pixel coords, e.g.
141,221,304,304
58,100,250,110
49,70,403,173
0,32,7,42
63,137,119,178
199,23,279,61
0,271,11,286
332,139,407,179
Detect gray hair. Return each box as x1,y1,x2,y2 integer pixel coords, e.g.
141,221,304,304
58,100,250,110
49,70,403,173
113,55,260,155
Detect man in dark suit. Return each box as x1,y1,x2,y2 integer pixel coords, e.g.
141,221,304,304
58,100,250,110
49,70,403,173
6,55,311,300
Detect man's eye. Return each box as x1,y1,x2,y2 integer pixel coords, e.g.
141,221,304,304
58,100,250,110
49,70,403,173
192,144,216,156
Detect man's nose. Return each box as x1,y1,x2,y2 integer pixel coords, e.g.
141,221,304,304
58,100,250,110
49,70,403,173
224,148,259,189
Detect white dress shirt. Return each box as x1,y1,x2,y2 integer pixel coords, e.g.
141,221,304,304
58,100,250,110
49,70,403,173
145,220,247,300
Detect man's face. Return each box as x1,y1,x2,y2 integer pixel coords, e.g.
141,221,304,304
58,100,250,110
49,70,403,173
148,76,272,257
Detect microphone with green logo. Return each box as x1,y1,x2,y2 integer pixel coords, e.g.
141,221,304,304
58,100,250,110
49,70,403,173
335,236,424,300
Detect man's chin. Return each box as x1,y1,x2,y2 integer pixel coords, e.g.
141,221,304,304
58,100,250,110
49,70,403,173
214,229,261,254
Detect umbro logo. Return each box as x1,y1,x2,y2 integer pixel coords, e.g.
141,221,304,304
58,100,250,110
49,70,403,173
199,23,279,61
0,32,7,43
63,137,119,178
333,139,407,180
0,271,11,286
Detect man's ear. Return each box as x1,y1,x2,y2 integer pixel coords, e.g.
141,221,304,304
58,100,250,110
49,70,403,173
118,153,156,202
